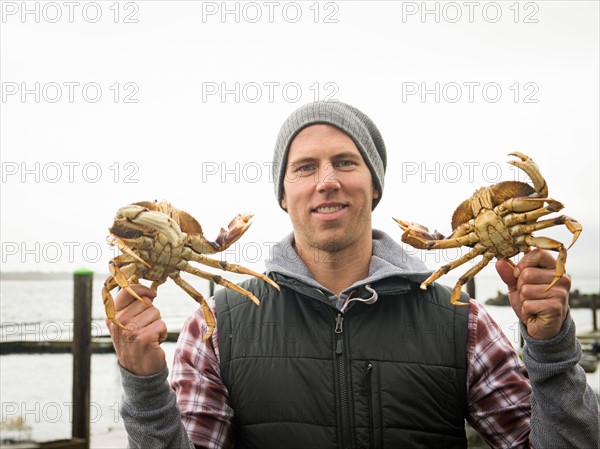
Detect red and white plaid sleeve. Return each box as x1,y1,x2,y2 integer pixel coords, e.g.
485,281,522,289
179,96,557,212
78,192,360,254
466,299,533,448
171,297,234,449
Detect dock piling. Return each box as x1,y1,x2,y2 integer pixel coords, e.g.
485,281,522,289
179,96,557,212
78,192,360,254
72,268,93,449
592,295,598,332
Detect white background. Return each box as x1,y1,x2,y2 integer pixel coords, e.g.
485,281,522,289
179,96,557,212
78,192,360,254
1,1,598,293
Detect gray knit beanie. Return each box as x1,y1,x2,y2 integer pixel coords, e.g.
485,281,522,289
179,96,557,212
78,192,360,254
273,101,387,210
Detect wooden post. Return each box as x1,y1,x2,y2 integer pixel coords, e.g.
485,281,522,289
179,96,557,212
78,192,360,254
520,332,525,349
466,277,476,299
592,295,598,332
72,268,93,448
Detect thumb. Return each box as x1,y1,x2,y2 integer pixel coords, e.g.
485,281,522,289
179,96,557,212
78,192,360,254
495,258,518,292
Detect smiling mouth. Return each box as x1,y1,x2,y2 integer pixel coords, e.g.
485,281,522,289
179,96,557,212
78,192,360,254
313,205,347,213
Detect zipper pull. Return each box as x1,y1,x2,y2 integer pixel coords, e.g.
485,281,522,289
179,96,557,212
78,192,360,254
335,313,344,355
335,313,344,334
362,362,373,384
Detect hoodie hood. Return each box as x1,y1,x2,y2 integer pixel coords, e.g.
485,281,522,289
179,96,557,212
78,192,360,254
265,229,433,303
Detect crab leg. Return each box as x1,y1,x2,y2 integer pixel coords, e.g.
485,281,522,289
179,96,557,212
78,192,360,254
102,275,124,330
102,258,152,331
107,236,152,268
404,231,479,250
448,251,497,305
521,235,569,291
421,243,488,290
150,278,167,291
509,216,582,249
170,274,215,342
182,263,262,305
508,152,548,197
395,219,479,250
102,258,149,331
108,258,151,307
497,198,563,218
499,199,563,225
186,252,279,291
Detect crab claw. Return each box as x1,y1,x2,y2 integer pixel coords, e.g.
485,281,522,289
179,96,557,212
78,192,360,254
507,152,548,198
564,216,583,249
111,204,184,246
215,212,254,249
187,212,254,254
393,218,444,240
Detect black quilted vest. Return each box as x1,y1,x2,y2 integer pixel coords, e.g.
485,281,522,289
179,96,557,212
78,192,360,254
215,273,470,449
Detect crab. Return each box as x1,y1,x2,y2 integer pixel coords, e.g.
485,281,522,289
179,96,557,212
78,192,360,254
395,152,582,305
102,200,279,341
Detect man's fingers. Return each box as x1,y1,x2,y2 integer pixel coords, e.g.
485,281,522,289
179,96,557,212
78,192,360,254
517,265,571,293
520,296,566,336
497,251,570,340
114,284,157,311
516,248,556,271
129,304,163,330
132,318,168,346
521,296,563,317
113,298,162,332
518,267,558,288
157,323,168,344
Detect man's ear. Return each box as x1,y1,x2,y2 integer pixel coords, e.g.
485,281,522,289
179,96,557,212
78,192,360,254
281,193,288,211
372,186,380,200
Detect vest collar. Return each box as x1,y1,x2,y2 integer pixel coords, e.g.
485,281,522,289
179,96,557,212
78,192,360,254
266,230,431,309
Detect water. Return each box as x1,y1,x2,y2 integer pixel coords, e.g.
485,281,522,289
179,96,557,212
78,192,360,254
1,276,598,442
1,277,202,443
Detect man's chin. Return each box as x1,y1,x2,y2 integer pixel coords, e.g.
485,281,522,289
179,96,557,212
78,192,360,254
309,236,349,254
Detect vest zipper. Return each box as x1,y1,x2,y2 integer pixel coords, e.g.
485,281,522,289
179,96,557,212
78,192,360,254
334,312,352,448
363,362,374,449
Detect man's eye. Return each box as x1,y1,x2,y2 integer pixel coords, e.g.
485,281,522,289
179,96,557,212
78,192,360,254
335,160,355,169
296,164,315,173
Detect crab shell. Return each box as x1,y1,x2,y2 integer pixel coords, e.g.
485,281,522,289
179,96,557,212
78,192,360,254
103,200,279,341
451,181,536,233
394,152,581,305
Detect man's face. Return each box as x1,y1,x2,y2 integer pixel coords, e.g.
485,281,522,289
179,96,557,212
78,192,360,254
281,124,379,254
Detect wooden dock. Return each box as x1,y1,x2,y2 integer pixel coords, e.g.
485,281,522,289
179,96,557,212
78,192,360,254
0,332,181,355
3,328,598,355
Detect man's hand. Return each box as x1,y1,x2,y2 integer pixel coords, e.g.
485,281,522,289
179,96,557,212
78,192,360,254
496,249,570,340
107,284,168,376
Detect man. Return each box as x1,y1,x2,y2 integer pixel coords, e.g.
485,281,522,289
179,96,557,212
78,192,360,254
110,101,599,448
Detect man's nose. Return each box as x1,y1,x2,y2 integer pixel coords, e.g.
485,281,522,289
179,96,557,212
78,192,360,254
316,162,340,193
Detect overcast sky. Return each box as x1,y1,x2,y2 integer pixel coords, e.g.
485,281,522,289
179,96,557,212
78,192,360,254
1,1,598,294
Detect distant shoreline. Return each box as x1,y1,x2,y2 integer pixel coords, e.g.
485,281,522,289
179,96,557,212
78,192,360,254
1,271,109,280
486,289,600,308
